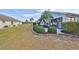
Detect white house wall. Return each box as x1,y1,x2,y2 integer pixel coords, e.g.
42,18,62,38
0,21,11,28
0,21,22,29
0,21,5,29
13,22,22,26
52,12,79,22
66,16,79,22
75,17,79,22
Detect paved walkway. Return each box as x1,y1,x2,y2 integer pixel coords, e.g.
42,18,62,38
56,28,64,34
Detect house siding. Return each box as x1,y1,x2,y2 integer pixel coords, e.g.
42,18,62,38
52,12,79,22
0,21,5,29
0,21,22,29
66,16,79,22
13,22,22,26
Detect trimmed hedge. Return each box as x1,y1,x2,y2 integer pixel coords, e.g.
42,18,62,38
62,22,79,35
48,26,56,33
33,25,45,33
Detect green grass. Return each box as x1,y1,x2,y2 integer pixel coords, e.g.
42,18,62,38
0,26,20,45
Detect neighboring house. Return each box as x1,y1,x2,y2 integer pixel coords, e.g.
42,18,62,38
52,12,79,22
0,14,22,29
38,12,79,29
52,12,79,29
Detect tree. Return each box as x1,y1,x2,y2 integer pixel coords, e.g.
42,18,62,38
25,19,28,22
30,18,34,22
39,10,53,24
41,10,53,20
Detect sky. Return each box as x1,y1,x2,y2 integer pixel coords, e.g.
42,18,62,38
0,9,79,22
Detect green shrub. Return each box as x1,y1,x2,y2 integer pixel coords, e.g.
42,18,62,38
33,22,37,25
33,25,45,33
63,22,79,35
48,26,56,33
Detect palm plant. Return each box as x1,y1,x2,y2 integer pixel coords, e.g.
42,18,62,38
30,17,34,22
39,10,53,25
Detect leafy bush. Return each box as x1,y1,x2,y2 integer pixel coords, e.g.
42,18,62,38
48,26,56,33
33,25,45,33
62,22,79,35
33,22,37,25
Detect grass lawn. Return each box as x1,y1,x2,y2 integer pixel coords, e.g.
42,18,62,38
0,23,79,50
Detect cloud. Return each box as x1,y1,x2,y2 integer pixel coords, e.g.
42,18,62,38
54,9,79,14
37,9,56,13
37,9,79,14
0,9,42,21
23,13,41,17
50,9,56,11
37,9,45,12
1,9,79,22
22,13,42,21
0,9,39,14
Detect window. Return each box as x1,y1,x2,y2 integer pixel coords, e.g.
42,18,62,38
67,17,75,22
